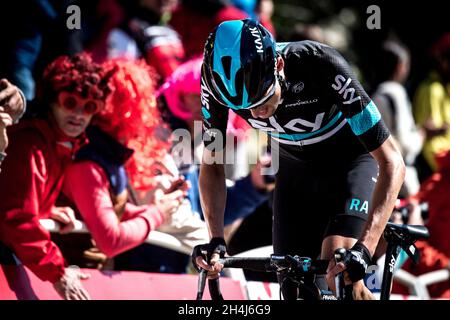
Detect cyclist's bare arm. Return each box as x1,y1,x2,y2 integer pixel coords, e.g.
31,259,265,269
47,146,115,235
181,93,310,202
362,135,405,255
319,46,404,255
199,149,227,239
197,149,227,274
326,136,404,298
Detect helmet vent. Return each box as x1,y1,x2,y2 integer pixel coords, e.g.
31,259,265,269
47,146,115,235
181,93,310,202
221,56,232,80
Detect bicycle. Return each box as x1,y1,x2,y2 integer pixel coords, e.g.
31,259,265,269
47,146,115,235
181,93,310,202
195,222,429,300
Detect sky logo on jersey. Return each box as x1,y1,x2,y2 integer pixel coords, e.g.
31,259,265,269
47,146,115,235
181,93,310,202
248,113,325,134
249,27,264,53
331,74,362,105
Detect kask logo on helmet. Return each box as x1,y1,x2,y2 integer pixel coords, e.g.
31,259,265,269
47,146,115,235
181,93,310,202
249,27,264,54
200,79,211,110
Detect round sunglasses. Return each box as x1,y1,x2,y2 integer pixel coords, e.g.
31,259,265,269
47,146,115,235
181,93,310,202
58,92,104,115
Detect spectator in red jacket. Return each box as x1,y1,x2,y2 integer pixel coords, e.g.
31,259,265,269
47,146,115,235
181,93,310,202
169,0,247,59
169,0,275,59
393,150,450,298
60,59,187,261
0,53,114,300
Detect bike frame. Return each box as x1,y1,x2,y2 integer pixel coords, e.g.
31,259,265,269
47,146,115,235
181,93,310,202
380,240,402,300
196,223,429,301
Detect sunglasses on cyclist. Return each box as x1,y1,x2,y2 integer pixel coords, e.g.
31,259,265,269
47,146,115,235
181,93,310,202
58,91,104,115
247,76,279,110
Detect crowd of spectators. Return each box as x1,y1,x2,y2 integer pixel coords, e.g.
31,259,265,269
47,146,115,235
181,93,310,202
0,0,449,299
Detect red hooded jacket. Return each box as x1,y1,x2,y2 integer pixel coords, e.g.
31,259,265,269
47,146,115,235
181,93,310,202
393,151,450,298
0,117,87,283
169,4,276,59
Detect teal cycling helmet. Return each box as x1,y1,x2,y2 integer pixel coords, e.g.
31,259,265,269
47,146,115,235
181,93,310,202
202,19,277,110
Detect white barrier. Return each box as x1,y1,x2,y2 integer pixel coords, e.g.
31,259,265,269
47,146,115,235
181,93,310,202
41,220,450,300
394,268,450,299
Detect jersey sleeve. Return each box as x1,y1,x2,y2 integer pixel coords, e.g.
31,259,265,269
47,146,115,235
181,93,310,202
200,64,229,152
321,45,390,152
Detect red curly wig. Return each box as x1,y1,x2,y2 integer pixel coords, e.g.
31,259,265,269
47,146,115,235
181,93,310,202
95,58,171,190
40,53,115,106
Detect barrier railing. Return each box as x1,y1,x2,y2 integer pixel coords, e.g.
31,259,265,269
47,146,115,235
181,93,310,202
39,219,193,255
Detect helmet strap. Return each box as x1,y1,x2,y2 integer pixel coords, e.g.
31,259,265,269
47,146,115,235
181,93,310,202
276,71,288,96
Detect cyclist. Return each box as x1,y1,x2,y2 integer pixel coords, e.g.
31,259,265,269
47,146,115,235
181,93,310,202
192,19,405,300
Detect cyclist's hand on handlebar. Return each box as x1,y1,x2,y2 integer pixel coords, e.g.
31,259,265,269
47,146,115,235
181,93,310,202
192,237,226,279
327,243,372,288
352,282,376,300
326,258,351,292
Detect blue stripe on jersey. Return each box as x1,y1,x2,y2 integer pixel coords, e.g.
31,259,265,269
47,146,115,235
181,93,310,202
268,111,343,141
276,42,289,52
347,100,381,136
202,107,211,120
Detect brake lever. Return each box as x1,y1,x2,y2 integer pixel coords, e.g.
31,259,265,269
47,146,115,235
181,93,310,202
334,248,347,300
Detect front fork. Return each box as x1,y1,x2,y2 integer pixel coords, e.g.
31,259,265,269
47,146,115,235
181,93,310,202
380,242,401,301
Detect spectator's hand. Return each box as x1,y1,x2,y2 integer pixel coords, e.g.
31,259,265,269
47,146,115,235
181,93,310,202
423,119,449,138
406,202,424,225
391,211,403,224
53,266,91,300
0,111,13,152
165,176,190,193
250,155,275,192
50,206,77,234
154,187,187,220
0,79,25,122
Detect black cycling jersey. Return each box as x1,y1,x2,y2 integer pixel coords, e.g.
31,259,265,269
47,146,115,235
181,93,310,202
201,40,390,160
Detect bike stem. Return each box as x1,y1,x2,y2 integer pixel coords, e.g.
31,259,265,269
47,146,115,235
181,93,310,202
334,248,347,300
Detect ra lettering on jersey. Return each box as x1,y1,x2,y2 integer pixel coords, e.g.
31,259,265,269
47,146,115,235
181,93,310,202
349,198,369,214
